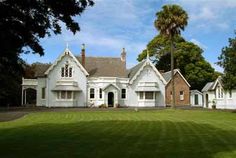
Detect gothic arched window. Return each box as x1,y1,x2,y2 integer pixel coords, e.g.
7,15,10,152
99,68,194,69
61,63,73,78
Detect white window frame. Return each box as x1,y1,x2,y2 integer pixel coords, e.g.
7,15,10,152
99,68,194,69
138,92,155,101
56,91,74,100
121,89,126,99
180,91,184,101
61,63,73,78
41,87,46,99
89,88,95,99
217,86,224,99
99,88,103,99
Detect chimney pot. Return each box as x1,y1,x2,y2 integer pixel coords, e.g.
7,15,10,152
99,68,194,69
121,47,126,62
81,44,85,67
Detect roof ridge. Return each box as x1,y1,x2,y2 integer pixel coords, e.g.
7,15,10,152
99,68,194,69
76,55,121,59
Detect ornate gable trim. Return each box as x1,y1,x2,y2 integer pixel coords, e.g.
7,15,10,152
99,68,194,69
44,48,89,76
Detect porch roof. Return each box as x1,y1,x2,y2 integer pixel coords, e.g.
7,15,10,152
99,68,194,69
52,85,81,91
135,86,160,92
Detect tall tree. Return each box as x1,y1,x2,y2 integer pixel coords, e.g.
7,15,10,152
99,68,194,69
154,4,188,108
0,0,94,106
138,34,218,90
218,32,236,90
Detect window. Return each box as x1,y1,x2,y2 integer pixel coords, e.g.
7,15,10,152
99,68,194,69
61,63,73,78
57,91,73,100
99,88,102,99
139,92,154,100
90,88,95,99
42,87,45,99
67,91,72,99
69,67,73,77
139,92,144,100
61,91,66,99
229,90,232,99
121,89,126,99
217,86,224,99
61,67,65,77
180,91,184,101
170,91,173,100
145,92,154,100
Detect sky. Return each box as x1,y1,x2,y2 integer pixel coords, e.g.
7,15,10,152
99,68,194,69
21,0,236,72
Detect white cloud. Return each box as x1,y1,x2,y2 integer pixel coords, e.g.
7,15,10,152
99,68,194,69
190,38,207,50
190,7,216,21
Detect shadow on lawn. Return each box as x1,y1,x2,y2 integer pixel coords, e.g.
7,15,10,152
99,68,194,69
0,121,236,158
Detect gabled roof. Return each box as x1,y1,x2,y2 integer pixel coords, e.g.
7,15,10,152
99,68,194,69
76,56,126,77
102,84,120,91
162,69,191,87
127,60,146,79
202,82,214,92
190,90,202,95
32,63,51,77
202,76,223,92
211,76,223,90
44,48,89,76
128,59,167,85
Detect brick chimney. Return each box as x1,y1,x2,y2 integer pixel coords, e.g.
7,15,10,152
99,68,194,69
81,44,85,67
121,48,126,62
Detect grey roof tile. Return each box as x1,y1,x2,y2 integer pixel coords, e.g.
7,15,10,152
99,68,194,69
127,60,146,79
202,82,214,92
161,69,178,82
76,56,127,77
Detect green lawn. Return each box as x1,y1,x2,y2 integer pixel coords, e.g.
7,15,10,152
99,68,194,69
0,109,236,158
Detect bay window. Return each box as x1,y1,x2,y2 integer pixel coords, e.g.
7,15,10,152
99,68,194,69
139,92,154,100
57,91,74,100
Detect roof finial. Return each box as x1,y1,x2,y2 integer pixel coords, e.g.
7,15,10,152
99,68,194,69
146,49,149,60
82,43,85,50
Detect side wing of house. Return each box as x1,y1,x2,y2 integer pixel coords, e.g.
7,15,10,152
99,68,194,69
164,70,190,106
44,49,88,107
212,78,236,109
128,60,166,107
202,77,236,109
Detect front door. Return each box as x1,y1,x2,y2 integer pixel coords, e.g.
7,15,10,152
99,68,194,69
194,94,199,105
206,94,209,108
108,92,114,107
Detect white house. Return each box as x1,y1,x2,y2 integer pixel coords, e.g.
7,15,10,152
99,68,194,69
22,45,167,108
190,90,203,107
202,76,236,109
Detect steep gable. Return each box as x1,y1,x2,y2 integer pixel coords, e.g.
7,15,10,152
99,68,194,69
129,59,167,85
45,49,88,76
162,69,190,87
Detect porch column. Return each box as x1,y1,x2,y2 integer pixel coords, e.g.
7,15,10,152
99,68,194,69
21,88,24,105
24,89,27,105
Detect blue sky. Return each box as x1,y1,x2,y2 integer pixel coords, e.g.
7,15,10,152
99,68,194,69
21,0,236,72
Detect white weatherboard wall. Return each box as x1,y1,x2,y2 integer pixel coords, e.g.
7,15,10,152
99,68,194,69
128,64,165,107
215,90,236,109
36,77,47,106
87,77,129,107
47,53,87,107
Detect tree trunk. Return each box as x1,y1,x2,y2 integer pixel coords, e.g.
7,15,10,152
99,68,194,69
170,36,175,108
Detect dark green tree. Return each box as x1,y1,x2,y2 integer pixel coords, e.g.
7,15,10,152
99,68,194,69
218,32,236,90
0,0,94,106
154,4,188,108
138,34,217,90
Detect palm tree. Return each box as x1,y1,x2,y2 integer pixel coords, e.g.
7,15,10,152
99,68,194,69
154,4,188,108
